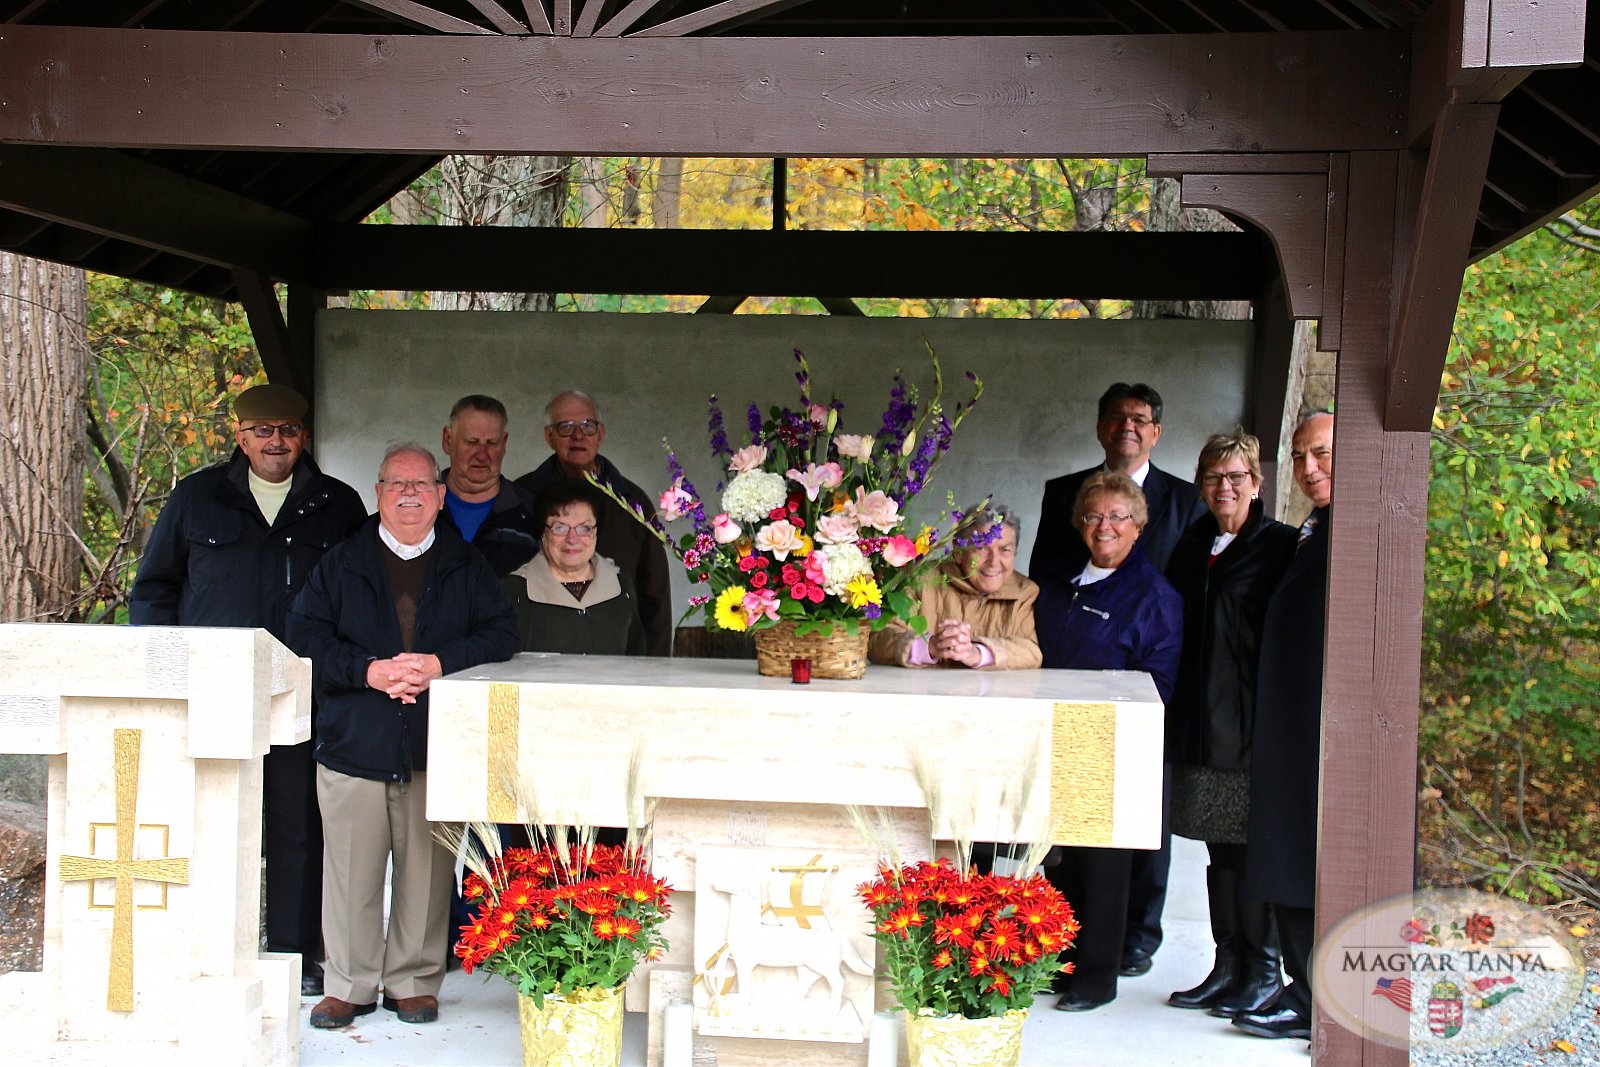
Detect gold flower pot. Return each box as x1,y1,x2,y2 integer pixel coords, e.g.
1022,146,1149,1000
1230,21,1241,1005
904,1008,1028,1067
517,985,624,1067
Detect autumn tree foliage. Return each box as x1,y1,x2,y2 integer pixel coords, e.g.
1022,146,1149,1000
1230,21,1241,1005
1420,194,1600,903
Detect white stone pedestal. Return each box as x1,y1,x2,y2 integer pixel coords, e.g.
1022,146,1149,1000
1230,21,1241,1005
0,624,310,1066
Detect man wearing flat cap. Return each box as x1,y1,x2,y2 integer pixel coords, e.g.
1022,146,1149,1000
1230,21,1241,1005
131,382,367,999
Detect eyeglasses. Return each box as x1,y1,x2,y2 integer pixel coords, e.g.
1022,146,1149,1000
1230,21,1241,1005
1201,471,1254,488
550,419,601,438
378,479,438,494
546,522,596,537
1100,411,1154,428
243,422,304,439
1082,512,1135,527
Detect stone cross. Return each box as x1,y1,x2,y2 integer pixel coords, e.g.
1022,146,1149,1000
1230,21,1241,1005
57,727,191,1012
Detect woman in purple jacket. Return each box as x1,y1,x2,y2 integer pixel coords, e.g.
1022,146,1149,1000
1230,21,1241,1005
1034,471,1183,1012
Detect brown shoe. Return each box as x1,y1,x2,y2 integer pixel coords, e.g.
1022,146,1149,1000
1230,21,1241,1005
382,994,439,1024
309,996,376,1029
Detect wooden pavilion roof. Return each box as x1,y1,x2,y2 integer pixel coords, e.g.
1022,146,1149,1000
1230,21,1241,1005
0,0,1594,301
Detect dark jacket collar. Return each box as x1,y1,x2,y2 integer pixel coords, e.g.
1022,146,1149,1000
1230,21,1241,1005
441,471,528,515
224,447,326,505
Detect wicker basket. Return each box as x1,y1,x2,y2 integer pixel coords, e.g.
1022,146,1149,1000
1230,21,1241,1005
751,620,869,679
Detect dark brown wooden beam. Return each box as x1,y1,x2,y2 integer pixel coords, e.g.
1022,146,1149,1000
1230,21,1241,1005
310,227,1272,299
1387,104,1500,430
0,144,314,277
233,270,308,395
0,26,1410,156
522,0,555,35
1319,147,1425,1067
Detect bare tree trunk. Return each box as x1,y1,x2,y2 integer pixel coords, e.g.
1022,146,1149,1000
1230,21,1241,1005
429,154,572,312
1132,177,1251,321
653,157,684,229
0,252,89,622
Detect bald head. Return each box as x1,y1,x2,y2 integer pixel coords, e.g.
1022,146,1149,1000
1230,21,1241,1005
1291,412,1334,508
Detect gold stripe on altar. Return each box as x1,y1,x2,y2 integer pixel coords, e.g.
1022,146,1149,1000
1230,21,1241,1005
486,683,521,822
1048,702,1116,847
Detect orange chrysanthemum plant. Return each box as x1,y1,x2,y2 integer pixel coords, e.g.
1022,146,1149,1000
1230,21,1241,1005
447,831,673,1009
858,859,1078,1019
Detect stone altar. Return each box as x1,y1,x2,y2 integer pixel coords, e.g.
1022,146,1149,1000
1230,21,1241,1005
0,623,310,1066
428,653,1164,1066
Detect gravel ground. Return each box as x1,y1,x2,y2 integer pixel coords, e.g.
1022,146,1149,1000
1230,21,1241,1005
1411,905,1599,1067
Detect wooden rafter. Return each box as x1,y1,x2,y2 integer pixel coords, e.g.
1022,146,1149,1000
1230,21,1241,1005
521,0,555,34
464,0,531,35
0,27,1410,156
631,0,816,37
0,144,313,278
595,0,676,37
340,0,493,35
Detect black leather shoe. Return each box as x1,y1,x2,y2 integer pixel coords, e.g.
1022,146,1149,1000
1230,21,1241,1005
1231,1002,1311,1040
1119,947,1154,977
300,960,325,998
1055,991,1114,1012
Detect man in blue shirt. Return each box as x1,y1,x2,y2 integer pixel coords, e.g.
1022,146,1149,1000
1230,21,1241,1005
437,395,539,576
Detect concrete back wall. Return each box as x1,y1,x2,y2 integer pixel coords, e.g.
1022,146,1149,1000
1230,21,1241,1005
315,311,1252,614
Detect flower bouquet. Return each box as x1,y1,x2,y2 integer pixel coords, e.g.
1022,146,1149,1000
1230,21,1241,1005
447,831,673,1066
858,858,1078,1066
595,348,991,677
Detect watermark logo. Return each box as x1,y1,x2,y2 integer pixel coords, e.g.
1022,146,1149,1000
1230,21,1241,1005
1313,888,1584,1051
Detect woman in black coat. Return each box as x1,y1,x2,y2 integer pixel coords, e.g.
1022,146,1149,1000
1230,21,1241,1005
502,478,647,657
1162,430,1296,1018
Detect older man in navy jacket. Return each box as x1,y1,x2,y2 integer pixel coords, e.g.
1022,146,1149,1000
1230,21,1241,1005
289,442,515,1031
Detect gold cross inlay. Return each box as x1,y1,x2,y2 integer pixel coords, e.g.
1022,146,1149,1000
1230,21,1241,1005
58,728,190,1012
763,853,837,929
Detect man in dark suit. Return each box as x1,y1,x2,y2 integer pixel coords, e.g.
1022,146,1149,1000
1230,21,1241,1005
1233,410,1333,1042
1030,382,1205,982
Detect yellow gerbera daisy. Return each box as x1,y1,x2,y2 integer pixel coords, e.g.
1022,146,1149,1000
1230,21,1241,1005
846,575,883,608
714,586,749,631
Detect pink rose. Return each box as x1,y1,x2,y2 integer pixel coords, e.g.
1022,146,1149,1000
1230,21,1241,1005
658,481,696,522
754,519,806,561
711,512,742,544
881,535,920,567
728,444,769,473
851,487,901,533
815,513,860,544
807,403,831,429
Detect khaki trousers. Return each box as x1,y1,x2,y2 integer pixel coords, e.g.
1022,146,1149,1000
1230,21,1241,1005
317,766,453,1003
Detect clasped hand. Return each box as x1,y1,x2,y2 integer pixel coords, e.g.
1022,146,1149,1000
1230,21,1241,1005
366,653,443,704
928,619,982,668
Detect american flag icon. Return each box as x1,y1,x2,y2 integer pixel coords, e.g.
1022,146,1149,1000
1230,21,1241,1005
1373,976,1413,1011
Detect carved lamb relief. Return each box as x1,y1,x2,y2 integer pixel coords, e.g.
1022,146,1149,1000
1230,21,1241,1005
693,845,877,1043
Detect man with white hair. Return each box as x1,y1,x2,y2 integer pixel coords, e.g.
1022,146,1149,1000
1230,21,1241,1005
289,443,515,1031
517,389,672,655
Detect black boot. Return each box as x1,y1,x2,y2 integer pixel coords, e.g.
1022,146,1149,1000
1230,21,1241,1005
1209,899,1283,1017
1168,864,1237,1009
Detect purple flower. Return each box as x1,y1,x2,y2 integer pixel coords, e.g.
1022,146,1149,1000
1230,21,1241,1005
747,403,763,441
707,395,731,461
862,603,882,620
794,348,812,406
877,373,915,455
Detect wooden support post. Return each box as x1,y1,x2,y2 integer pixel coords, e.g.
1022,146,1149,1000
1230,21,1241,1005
1249,273,1295,516
1315,150,1427,1067
286,286,324,417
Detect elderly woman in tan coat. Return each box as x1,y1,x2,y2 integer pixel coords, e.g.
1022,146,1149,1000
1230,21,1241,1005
868,507,1041,670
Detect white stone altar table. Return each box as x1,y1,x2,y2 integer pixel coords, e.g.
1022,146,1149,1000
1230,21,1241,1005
428,654,1164,1067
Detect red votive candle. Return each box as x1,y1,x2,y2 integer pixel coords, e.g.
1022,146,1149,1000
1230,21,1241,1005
790,658,812,684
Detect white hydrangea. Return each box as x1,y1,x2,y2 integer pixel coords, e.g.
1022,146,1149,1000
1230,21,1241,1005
820,541,873,597
721,469,789,523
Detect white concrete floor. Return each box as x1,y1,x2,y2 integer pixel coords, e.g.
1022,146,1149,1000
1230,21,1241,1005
301,838,1309,1066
